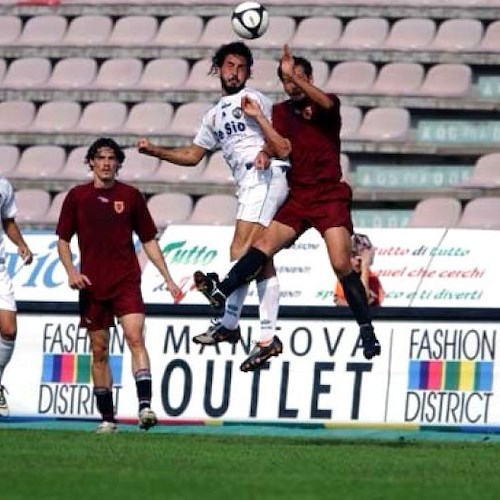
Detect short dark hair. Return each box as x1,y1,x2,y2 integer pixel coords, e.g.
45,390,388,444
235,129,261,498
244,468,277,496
277,56,313,81
210,41,253,76
85,137,125,165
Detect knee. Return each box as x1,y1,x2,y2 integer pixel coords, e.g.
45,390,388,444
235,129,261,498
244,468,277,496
91,343,109,364
0,330,16,342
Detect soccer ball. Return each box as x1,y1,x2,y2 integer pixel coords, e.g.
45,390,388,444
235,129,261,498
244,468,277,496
231,2,270,40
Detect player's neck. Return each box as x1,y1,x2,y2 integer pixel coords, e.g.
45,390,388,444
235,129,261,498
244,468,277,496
93,178,116,189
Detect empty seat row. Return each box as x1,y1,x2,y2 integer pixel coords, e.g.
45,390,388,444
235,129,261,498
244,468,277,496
0,99,414,141
0,14,498,52
13,188,237,228
0,56,478,98
0,144,236,186
408,196,500,229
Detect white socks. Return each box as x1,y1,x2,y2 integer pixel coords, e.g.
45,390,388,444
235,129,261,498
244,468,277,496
0,337,15,384
221,283,249,330
256,276,280,344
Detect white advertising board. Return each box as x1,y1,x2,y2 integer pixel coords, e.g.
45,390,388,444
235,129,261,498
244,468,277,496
5,226,500,307
5,314,499,429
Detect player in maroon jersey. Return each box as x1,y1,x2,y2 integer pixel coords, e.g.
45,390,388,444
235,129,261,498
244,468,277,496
56,138,181,433
194,46,381,371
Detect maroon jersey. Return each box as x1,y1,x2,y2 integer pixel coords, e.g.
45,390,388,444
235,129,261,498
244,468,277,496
272,94,342,187
56,181,157,299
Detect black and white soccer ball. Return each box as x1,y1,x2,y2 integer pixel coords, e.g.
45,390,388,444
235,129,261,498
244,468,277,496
231,2,270,40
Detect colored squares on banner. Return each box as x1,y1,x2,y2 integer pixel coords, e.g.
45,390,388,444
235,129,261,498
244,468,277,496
408,360,493,391
42,354,122,385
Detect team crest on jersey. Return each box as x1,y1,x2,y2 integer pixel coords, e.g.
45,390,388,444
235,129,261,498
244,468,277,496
114,201,125,213
232,107,243,119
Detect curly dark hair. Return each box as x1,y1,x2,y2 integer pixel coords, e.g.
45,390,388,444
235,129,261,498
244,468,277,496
210,41,253,76
277,56,313,81
85,137,125,166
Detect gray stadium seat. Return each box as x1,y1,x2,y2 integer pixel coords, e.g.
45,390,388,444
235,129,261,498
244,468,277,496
1,57,51,88
196,16,234,47
246,16,296,49
459,154,500,188
123,102,173,135
167,102,212,136
106,15,158,46
249,59,282,92
152,15,203,46
63,15,113,46
339,105,362,140
383,18,436,50
14,188,51,226
0,145,20,176
147,192,194,228
17,15,67,45
184,58,220,92
371,63,424,95
458,197,500,229
479,20,500,52
43,190,69,226
137,58,189,91
46,57,97,89
0,101,36,131
30,101,81,132
408,197,462,228
59,146,92,181
357,107,410,141
0,15,22,45
187,194,238,225
338,17,389,49
75,102,127,133
429,19,484,51
152,158,206,183
197,150,235,186
119,147,159,182
10,145,66,180
417,64,472,97
325,61,377,94
291,17,343,49
91,58,143,90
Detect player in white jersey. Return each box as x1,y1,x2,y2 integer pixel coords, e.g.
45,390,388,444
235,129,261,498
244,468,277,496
137,42,291,364
0,177,33,416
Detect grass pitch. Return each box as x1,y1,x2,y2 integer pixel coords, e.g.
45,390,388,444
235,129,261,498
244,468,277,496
0,429,499,500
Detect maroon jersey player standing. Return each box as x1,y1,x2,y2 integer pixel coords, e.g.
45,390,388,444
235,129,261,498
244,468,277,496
56,137,181,433
194,45,381,371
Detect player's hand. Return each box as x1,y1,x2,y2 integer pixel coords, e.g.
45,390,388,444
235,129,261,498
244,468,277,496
137,138,154,155
166,281,183,300
279,44,294,78
253,150,271,170
68,273,92,290
241,95,263,119
18,245,33,265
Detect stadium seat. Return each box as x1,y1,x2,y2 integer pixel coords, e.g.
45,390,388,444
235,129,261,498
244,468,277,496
167,102,212,136
325,61,377,94
184,58,220,92
357,107,410,141
0,58,5,83
407,197,462,228
0,57,51,88
338,17,389,48
119,147,159,183
91,58,143,90
457,197,500,229
106,15,158,45
291,17,343,49
311,60,329,88
339,105,363,139
246,16,296,48
459,153,500,188
429,19,484,51
42,190,69,226
59,146,92,181
0,101,36,131
14,189,51,226
152,158,206,183
46,57,97,89
152,15,203,46
196,16,234,47
63,15,113,45
187,194,238,225
0,15,22,45
340,153,351,182
383,18,436,50
250,59,282,92
418,64,472,97
147,192,193,228
17,15,67,45
30,101,81,132
10,145,66,180
479,20,500,51
0,145,20,176
197,150,235,186
75,101,127,133
137,58,189,90
371,62,424,95
123,102,173,135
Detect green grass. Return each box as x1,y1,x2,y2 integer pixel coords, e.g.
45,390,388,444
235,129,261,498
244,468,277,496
0,429,499,500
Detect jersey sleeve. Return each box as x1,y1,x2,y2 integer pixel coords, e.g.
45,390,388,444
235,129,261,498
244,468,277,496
193,107,219,151
0,179,17,219
131,189,158,243
55,188,77,242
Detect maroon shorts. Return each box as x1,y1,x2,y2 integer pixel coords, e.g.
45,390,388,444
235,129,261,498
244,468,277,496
274,181,353,237
79,283,145,330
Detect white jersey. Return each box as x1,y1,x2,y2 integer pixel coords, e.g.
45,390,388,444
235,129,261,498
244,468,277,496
0,177,17,311
193,87,290,188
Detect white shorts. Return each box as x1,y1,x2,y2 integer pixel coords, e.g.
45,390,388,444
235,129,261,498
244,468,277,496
236,165,289,227
0,266,16,311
